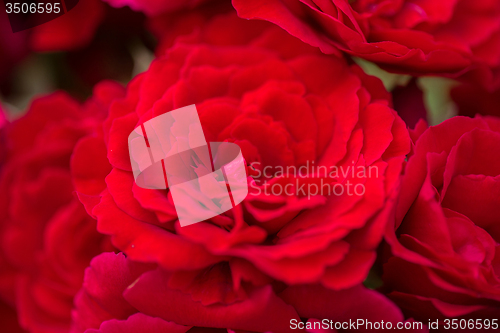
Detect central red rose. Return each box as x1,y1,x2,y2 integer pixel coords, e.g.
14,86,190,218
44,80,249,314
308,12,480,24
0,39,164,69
75,10,410,294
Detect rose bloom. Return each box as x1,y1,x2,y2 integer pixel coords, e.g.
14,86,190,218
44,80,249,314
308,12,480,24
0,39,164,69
0,9,28,87
70,9,413,330
452,83,500,118
233,0,500,87
28,0,105,52
79,8,410,290
391,79,427,129
0,108,26,333
71,252,423,332
103,0,210,16
61,5,149,93
383,116,500,322
0,92,114,333
0,106,7,167
0,0,104,94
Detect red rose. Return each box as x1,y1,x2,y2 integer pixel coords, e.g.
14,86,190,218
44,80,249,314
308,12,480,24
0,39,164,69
0,106,5,126
71,252,416,333
0,106,7,167
452,83,500,118
0,1,138,99
383,116,500,321
0,92,114,332
62,6,149,90
103,0,210,16
233,0,500,87
391,79,428,129
147,1,232,56
0,299,26,333
0,8,28,85
76,10,410,294
29,0,105,52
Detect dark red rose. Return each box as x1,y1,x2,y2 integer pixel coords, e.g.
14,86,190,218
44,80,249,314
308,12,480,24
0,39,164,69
0,8,29,88
233,0,500,88
29,0,105,52
0,92,114,332
1,0,148,99
0,299,26,333
0,106,5,126
61,6,149,94
76,10,410,296
71,252,419,333
452,83,500,118
383,116,500,322
1,0,125,101
147,0,232,56
392,79,428,129
0,106,7,167
103,0,211,16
